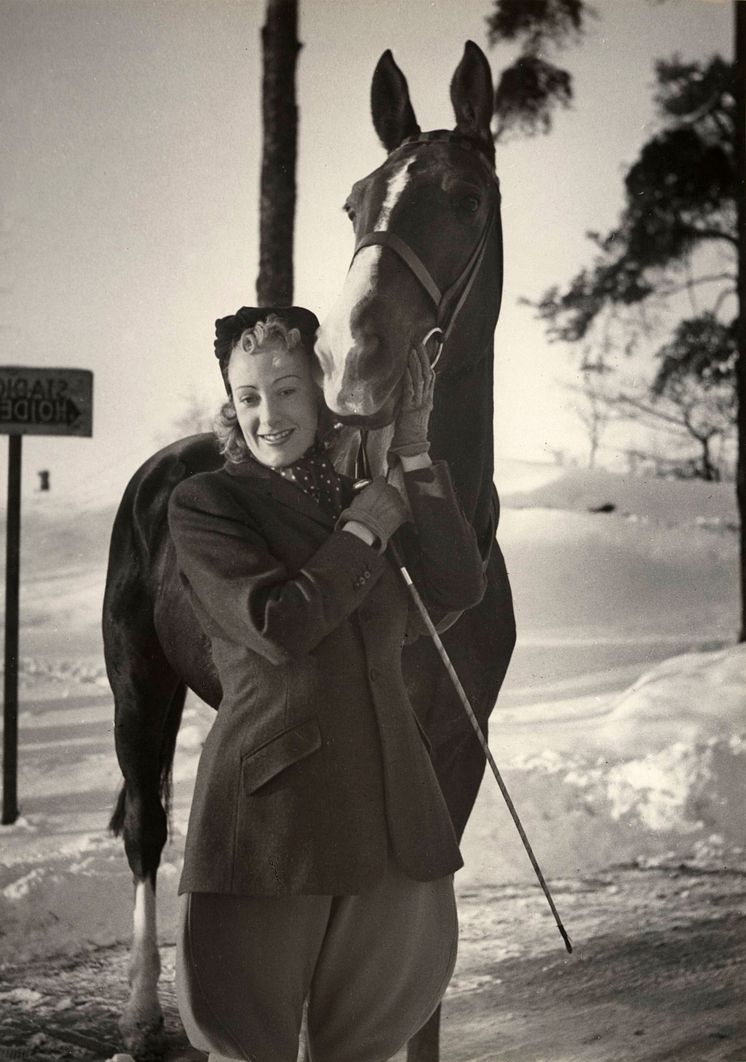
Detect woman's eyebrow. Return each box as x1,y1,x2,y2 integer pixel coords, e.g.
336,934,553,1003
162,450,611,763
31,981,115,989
233,374,301,392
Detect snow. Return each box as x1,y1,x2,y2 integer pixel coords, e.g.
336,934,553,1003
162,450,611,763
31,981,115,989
501,464,737,528
0,461,743,966
459,649,746,892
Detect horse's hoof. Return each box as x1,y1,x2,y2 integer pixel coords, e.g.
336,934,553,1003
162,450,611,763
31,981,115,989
119,1011,166,1061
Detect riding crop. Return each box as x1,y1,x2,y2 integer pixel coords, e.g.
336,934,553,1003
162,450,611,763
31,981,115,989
352,471,573,955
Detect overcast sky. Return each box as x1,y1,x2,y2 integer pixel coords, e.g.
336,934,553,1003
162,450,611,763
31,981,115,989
0,0,733,507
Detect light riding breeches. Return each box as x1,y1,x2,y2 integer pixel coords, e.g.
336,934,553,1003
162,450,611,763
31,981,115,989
176,851,457,1062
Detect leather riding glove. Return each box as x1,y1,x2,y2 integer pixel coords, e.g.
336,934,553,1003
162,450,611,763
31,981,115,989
336,477,410,552
389,346,435,458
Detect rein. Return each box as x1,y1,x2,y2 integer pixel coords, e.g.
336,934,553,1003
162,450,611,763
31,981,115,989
351,131,503,372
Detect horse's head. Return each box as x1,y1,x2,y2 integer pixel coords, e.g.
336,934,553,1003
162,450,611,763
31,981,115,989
316,41,502,428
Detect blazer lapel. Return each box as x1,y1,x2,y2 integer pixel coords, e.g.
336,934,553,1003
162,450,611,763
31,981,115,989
225,457,350,531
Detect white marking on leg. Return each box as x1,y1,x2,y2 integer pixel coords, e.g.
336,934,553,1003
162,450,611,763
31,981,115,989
318,161,414,412
120,878,164,1054
131,877,160,1004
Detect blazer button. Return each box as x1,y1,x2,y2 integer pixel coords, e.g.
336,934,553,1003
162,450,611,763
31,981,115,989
369,666,379,681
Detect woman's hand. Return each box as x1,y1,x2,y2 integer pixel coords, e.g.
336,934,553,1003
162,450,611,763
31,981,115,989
337,477,410,552
388,346,435,460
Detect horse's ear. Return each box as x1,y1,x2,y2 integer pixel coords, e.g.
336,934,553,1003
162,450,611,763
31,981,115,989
371,50,420,152
450,41,494,148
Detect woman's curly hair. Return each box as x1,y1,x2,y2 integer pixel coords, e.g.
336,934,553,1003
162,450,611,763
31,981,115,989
214,400,250,464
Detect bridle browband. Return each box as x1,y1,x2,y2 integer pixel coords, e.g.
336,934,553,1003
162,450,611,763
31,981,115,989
351,130,503,372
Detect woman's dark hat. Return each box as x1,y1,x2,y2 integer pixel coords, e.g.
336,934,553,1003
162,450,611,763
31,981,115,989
214,305,320,393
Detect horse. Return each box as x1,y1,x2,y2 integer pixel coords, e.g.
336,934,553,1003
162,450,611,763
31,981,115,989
103,39,515,1062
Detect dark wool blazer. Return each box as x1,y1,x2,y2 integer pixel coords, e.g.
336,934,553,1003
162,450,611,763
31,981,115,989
168,457,486,896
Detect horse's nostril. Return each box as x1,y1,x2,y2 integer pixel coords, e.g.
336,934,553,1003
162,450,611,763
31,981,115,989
333,356,383,416
335,390,378,417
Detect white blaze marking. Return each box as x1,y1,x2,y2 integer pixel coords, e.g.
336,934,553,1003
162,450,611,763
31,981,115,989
320,247,382,413
318,159,414,412
374,158,413,230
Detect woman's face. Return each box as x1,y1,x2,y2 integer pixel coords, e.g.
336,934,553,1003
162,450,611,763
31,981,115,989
228,338,319,467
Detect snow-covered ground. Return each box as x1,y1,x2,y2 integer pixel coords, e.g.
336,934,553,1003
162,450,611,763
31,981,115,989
0,460,742,970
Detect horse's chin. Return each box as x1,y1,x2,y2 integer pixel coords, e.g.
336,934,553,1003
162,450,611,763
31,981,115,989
334,405,396,431
327,388,399,430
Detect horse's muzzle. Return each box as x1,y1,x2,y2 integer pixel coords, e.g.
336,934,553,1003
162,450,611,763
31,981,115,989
323,380,398,426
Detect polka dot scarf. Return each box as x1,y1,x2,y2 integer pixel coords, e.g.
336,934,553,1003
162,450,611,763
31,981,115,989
272,440,344,519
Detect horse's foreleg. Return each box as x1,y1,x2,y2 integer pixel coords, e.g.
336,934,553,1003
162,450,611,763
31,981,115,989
109,665,186,1058
116,779,169,1058
120,875,164,1058
407,1007,440,1062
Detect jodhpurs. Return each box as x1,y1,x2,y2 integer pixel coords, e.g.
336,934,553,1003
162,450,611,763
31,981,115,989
175,852,458,1062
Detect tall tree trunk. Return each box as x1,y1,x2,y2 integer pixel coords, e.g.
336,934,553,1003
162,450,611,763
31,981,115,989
735,0,746,640
257,0,299,306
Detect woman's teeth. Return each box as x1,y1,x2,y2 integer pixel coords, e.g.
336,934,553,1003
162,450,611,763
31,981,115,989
261,429,294,444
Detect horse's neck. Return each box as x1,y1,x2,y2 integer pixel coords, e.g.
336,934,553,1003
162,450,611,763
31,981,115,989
430,346,495,537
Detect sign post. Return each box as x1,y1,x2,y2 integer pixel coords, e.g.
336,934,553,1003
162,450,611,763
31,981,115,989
1,367,93,824
3,434,21,824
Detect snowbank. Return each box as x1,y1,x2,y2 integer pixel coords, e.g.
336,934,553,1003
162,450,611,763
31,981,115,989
461,645,746,888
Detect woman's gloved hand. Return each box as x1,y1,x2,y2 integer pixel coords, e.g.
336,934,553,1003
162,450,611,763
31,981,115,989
388,345,436,458
337,477,410,552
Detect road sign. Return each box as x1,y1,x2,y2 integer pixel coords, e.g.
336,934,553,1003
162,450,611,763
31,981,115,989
1,365,94,823
0,367,93,437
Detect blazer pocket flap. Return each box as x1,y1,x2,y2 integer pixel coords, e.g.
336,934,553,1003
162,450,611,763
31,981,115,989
241,718,322,793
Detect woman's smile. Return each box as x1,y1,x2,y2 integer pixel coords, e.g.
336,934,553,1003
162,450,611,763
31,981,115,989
260,427,295,444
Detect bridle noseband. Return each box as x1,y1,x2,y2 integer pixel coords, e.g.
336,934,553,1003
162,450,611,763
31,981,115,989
351,131,503,372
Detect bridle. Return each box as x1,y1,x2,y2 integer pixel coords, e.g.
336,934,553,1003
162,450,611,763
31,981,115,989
349,131,503,561
351,130,503,372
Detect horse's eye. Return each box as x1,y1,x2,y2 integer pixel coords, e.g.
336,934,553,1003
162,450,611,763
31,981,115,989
461,195,480,215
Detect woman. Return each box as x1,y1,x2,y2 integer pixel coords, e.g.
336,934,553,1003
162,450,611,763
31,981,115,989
169,305,486,1062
